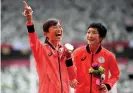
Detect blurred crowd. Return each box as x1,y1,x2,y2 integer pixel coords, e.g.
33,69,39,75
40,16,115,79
1,0,133,44
1,66,30,93
1,0,133,93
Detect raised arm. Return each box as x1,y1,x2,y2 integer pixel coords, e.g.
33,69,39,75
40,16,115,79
23,1,45,65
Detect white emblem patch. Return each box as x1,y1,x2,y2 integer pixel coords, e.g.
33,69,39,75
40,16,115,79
98,57,105,63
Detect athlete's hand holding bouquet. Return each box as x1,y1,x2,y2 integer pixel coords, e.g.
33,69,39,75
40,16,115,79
89,63,109,93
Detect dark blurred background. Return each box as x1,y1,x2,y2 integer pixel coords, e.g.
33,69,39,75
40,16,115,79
1,0,133,93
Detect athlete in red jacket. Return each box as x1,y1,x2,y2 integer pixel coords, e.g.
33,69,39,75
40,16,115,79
23,1,78,93
73,23,120,93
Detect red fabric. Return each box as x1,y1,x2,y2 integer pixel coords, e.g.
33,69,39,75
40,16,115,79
73,46,120,93
28,30,76,93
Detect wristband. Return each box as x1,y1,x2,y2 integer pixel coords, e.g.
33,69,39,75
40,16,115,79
27,25,35,33
66,58,73,67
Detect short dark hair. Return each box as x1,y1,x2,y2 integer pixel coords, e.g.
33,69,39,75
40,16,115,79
43,18,60,32
88,23,107,38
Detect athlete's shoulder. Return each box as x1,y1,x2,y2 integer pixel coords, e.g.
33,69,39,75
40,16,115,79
73,45,86,55
102,47,115,57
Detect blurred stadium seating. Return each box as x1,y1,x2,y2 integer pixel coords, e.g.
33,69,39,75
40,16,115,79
1,0,133,93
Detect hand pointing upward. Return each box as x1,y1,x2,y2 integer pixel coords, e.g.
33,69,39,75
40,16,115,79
23,0,33,23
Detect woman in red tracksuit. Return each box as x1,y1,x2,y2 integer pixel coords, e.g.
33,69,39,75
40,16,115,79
23,1,77,93
73,23,120,93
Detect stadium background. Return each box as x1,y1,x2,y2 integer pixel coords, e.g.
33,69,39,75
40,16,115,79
1,0,133,93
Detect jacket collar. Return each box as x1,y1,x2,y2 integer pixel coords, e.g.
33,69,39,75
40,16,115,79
86,44,102,54
45,38,55,50
45,38,62,50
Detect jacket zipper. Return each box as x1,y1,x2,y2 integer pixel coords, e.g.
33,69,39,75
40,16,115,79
90,54,93,93
57,51,63,93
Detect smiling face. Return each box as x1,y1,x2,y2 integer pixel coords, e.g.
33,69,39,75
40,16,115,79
45,22,63,42
86,27,102,45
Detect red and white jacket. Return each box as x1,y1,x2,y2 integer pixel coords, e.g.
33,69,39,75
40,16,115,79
73,45,120,93
27,22,76,93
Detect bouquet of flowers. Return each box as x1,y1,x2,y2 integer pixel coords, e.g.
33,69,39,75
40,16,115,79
89,63,105,85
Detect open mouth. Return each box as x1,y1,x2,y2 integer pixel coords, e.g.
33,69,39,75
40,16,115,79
88,39,94,43
56,34,62,36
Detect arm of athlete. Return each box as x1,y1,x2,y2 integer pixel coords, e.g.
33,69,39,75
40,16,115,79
23,1,46,67
64,46,78,88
